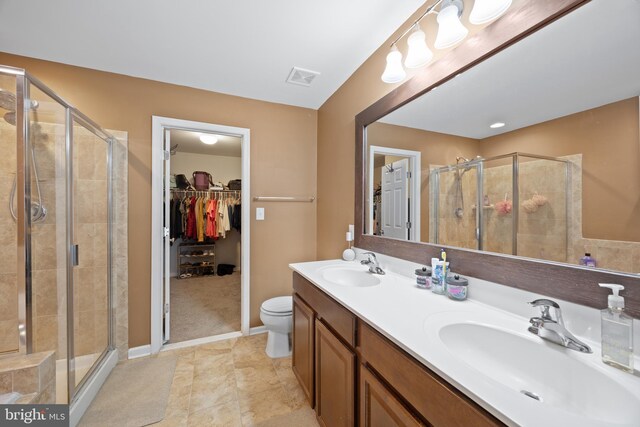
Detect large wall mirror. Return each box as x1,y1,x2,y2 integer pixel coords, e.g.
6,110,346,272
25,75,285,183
364,0,639,275
356,0,640,316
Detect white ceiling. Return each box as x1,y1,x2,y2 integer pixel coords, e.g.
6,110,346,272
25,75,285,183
380,0,640,139
170,129,241,157
0,0,425,109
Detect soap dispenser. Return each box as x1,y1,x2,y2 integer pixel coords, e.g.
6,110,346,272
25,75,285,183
599,283,634,373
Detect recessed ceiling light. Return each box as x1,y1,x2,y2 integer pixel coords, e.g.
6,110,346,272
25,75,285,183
199,135,218,145
490,122,506,129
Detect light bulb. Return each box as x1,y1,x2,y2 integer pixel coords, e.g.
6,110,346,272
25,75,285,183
470,0,512,25
404,25,433,69
200,135,218,145
381,45,406,83
434,4,469,50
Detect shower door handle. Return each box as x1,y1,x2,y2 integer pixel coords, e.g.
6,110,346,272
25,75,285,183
71,244,79,267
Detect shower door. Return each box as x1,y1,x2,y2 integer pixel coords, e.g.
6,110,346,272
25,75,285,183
431,163,481,250
68,113,112,401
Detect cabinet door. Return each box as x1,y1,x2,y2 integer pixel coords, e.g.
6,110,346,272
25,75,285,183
292,294,315,406
360,365,424,427
315,319,355,427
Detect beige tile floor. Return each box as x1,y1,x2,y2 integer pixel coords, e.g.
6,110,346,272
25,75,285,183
170,273,241,343
152,334,319,427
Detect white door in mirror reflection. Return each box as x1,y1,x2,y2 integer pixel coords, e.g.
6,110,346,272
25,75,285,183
381,159,409,239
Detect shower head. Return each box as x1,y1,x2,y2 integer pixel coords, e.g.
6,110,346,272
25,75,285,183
3,111,16,126
0,89,16,110
0,89,40,125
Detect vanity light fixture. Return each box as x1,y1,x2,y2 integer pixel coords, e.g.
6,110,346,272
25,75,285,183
380,0,512,83
404,24,433,69
381,44,407,83
199,134,218,145
434,0,469,50
490,122,506,129
469,0,513,25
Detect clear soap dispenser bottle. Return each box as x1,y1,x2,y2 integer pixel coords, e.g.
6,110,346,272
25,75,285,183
599,283,634,373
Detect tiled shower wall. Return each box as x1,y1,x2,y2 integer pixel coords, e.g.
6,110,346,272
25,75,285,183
0,118,128,360
566,155,640,273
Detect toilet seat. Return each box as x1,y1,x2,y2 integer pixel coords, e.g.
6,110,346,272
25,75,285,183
261,296,292,316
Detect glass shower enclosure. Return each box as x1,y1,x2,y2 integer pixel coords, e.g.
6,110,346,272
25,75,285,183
0,65,116,410
431,152,569,262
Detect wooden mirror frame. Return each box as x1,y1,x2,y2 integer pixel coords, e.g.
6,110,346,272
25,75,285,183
355,0,640,317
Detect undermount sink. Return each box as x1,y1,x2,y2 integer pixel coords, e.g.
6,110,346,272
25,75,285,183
320,266,381,287
432,317,640,424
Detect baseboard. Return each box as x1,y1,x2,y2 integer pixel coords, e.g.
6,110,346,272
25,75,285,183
249,326,267,335
160,331,243,352
127,345,151,360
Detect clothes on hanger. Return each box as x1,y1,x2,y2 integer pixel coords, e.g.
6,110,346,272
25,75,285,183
169,190,241,241
206,198,217,239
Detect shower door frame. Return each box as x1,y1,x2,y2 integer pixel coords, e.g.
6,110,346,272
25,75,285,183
5,65,118,409
431,158,484,251
66,109,116,403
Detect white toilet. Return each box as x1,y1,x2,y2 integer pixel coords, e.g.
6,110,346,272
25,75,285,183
260,296,293,358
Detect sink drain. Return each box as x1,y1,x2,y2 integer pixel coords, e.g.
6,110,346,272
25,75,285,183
520,390,543,402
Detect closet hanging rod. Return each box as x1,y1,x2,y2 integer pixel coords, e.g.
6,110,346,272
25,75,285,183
253,196,315,202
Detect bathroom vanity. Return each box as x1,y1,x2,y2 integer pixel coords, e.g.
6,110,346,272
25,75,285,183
290,258,640,427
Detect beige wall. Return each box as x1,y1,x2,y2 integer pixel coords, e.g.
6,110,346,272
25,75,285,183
316,5,429,259
0,52,317,348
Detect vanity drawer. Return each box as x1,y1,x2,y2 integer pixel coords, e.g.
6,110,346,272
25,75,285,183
358,321,503,427
293,272,356,346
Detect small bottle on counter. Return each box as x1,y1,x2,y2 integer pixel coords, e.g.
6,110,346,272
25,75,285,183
415,267,432,289
431,275,445,295
599,283,634,373
446,274,469,301
579,253,596,268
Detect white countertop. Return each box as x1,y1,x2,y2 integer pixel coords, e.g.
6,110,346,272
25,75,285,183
290,255,640,427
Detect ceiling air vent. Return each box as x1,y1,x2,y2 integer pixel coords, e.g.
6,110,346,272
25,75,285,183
286,67,320,87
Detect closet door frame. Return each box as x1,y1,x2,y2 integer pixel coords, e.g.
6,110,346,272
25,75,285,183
150,116,251,354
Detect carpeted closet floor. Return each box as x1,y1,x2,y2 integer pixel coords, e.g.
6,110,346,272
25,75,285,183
170,272,241,343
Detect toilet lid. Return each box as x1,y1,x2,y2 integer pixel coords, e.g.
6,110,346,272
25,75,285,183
261,296,293,314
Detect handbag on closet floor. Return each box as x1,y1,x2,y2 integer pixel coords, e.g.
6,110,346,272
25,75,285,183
217,264,235,276
193,171,214,190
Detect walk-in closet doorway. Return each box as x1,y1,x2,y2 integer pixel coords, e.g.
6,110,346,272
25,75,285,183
151,116,250,354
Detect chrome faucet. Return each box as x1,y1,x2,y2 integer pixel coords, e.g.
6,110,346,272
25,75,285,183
361,252,385,275
527,299,592,353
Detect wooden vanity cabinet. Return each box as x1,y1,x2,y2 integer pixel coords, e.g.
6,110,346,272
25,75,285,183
292,272,503,427
315,319,355,427
293,272,356,426
358,321,502,427
359,365,424,427
292,294,315,406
